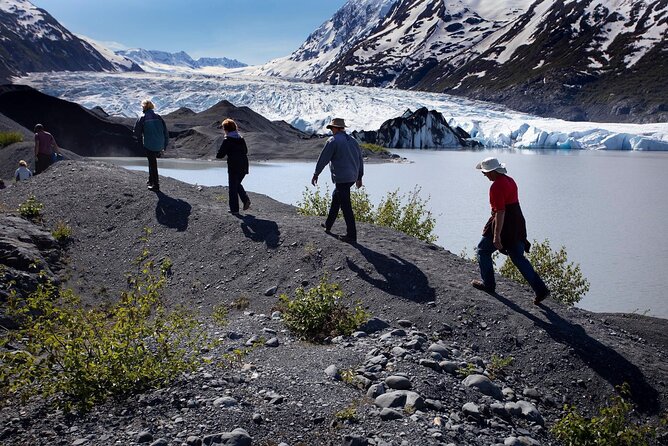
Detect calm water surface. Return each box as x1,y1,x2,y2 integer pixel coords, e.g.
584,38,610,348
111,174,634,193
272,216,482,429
103,149,668,319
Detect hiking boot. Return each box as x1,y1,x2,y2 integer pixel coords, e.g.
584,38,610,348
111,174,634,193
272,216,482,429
243,199,251,211
534,290,550,305
320,222,331,234
147,184,159,192
470,279,495,294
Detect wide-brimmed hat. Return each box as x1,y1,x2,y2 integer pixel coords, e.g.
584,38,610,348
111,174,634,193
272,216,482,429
475,157,507,174
326,118,347,129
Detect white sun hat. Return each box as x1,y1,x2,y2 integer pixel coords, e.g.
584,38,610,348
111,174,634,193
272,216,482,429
475,157,507,174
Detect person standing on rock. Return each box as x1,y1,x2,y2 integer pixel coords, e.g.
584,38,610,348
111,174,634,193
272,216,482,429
15,160,33,181
34,124,61,174
311,118,364,244
471,157,550,305
216,118,250,215
134,99,169,192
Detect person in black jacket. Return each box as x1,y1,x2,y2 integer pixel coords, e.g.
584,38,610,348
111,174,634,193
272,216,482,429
216,118,250,215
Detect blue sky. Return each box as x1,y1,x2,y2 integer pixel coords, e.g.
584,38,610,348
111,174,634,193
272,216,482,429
31,0,348,65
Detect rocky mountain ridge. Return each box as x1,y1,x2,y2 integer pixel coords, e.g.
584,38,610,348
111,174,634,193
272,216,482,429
116,49,247,72
0,0,141,82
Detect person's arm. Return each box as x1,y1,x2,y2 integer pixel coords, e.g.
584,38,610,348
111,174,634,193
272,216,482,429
133,116,144,146
356,141,364,188
493,209,505,250
312,139,335,186
51,135,61,155
15,169,20,182
160,116,169,150
216,138,228,159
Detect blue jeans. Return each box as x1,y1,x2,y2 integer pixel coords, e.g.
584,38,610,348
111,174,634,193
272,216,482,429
476,236,548,296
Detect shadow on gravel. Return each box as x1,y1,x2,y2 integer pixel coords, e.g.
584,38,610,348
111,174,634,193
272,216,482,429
493,292,659,414
346,244,435,303
155,192,191,232
237,214,280,248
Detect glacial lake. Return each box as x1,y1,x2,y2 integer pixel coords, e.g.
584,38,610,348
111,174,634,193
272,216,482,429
101,149,668,319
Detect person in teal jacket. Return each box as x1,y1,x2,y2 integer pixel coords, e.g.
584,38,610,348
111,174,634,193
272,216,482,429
134,99,169,191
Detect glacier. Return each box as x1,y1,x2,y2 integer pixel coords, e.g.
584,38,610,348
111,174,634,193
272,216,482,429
15,71,668,151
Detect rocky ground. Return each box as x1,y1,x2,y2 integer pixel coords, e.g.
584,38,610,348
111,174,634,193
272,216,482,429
0,160,667,446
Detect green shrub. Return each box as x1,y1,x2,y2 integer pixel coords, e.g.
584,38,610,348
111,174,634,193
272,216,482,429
499,239,589,305
456,362,479,378
297,186,437,243
335,405,359,422
18,195,43,221
0,236,207,413
278,276,369,343
360,142,389,154
0,131,23,147
51,220,73,242
486,354,513,380
212,304,229,326
552,384,658,446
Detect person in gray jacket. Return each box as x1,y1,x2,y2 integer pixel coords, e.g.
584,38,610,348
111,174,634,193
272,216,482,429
311,118,364,243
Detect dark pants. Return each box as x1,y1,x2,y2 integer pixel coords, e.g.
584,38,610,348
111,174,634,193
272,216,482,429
228,172,249,213
476,236,549,296
145,149,159,187
325,182,356,239
35,153,52,175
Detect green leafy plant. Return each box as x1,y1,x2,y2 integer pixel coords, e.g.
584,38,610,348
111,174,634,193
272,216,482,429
0,232,207,413
297,186,437,242
456,363,479,378
499,239,589,305
552,383,659,446
212,304,228,326
335,404,359,422
0,131,23,147
160,257,173,276
51,220,73,242
278,276,369,343
486,354,513,380
18,195,44,221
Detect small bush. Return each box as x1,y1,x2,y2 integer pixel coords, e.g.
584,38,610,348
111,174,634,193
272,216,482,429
278,276,369,343
297,185,437,242
0,235,207,413
499,239,589,305
335,405,359,422
18,195,43,221
0,131,23,147
486,354,513,380
552,384,658,446
230,295,250,310
51,220,73,242
456,362,479,378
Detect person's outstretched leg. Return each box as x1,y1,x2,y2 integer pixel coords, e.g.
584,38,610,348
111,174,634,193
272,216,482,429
508,241,549,300
474,236,497,292
146,150,159,190
337,182,356,240
325,186,342,230
236,174,250,210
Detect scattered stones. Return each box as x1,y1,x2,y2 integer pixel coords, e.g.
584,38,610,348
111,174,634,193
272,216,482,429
379,407,404,420
137,431,153,443
264,286,278,296
213,396,238,408
265,337,279,347
359,317,390,333
462,374,503,400
325,365,341,380
385,375,411,390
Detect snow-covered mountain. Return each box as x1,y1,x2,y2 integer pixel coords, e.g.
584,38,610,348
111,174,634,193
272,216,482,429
0,0,141,81
258,0,668,123
253,0,395,79
116,49,247,73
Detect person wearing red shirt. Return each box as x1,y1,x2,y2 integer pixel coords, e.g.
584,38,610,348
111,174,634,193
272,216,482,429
471,157,550,304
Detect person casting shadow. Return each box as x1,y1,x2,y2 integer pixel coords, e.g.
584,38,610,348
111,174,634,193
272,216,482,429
155,191,191,232
491,292,659,413
346,243,435,303
236,214,280,249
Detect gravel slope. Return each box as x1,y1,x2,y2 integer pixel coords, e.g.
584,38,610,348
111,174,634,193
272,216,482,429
1,160,666,446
